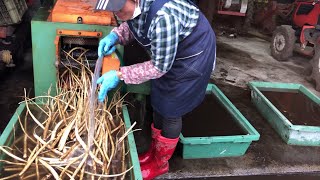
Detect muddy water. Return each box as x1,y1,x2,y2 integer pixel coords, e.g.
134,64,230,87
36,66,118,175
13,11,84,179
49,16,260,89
181,94,246,137
262,91,320,126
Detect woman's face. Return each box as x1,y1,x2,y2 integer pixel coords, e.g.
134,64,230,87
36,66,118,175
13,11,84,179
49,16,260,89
114,0,135,21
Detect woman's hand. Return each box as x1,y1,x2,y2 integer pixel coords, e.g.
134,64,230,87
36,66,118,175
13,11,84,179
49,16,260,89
98,32,119,57
97,70,121,102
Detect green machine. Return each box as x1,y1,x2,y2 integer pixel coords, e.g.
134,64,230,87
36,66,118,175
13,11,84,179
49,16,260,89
31,0,151,154
32,0,150,97
31,0,150,151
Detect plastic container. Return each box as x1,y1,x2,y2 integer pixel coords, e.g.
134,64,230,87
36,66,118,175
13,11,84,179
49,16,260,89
249,81,320,146
0,103,142,179
179,84,260,159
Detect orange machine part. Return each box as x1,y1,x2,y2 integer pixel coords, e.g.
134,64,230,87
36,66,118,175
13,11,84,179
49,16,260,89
56,29,102,37
50,0,115,25
102,54,120,74
54,36,60,64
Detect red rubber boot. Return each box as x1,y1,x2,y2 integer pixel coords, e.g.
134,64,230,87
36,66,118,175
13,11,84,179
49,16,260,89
141,135,179,180
138,124,161,165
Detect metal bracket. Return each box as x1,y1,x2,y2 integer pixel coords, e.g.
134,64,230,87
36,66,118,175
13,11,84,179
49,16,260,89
56,29,103,37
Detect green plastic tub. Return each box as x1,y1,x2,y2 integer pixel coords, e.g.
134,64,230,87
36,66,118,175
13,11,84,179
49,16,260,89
179,84,260,159
0,103,142,179
249,81,320,146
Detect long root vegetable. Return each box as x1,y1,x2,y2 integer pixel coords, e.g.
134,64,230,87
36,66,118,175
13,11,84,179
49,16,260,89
0,48,135,179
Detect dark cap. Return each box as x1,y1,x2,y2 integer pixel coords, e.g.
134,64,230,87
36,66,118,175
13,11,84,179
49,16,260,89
95,0,127,11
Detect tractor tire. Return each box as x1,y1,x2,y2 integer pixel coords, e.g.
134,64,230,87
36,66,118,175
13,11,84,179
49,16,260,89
270,25,296,61
308,43,320,91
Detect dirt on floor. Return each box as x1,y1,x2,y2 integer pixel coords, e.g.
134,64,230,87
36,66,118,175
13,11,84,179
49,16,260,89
212,34,320,97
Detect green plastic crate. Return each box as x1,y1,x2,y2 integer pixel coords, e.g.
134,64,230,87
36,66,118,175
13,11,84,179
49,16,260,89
0,103,142,179
249,81,320,146
179,84,260,159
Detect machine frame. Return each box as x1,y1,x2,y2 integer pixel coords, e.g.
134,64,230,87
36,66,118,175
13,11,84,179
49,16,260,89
32,7,150,97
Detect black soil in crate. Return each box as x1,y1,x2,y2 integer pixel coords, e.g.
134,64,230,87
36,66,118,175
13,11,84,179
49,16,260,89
262,91,320,126
182,94,246,137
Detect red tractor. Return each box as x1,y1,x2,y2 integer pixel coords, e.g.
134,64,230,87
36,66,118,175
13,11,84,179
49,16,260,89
270,0,320,91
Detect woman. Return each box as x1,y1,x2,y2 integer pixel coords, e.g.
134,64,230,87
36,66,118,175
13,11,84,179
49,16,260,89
95,0,216,179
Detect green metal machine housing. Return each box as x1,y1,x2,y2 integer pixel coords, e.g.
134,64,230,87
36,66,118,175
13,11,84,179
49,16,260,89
31,6,150,97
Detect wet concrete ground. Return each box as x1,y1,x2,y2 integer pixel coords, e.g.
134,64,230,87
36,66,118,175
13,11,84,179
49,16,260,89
213,35,320,97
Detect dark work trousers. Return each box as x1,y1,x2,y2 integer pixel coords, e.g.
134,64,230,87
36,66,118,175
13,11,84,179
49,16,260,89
153,111,182,139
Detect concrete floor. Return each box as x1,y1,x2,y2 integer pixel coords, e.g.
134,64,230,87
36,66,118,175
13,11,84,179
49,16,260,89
213,35,319,96
0,32,319,179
